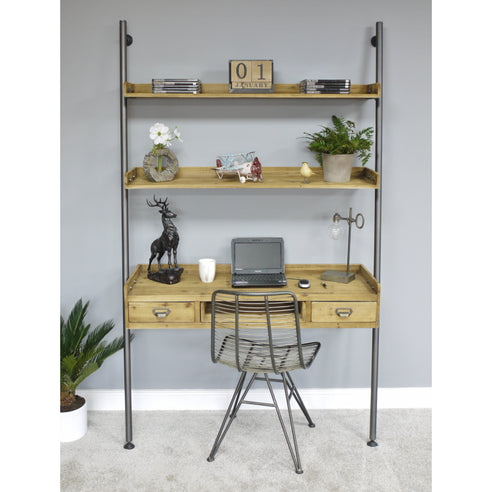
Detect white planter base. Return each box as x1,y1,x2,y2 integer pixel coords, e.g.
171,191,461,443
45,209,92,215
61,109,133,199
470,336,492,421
60,397,87,442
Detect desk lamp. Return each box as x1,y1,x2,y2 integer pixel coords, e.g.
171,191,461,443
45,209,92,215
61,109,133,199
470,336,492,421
321,207,365,283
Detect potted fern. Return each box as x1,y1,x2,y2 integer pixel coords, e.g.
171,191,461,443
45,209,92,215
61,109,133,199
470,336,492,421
60,299,133,442
303,115,374,183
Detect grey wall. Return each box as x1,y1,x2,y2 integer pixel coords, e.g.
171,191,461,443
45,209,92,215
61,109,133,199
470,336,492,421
61,0,431,391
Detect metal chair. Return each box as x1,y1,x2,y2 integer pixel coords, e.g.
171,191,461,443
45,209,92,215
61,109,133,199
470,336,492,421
206,290,321,474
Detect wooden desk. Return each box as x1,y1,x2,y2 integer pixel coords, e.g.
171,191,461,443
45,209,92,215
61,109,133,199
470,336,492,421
123,264,380,449
124,263,380,329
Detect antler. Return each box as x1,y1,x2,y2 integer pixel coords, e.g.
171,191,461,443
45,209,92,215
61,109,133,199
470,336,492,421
146,195,168,209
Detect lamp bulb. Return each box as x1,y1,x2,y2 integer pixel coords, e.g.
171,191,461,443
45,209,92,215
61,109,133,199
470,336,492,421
329,223,344,240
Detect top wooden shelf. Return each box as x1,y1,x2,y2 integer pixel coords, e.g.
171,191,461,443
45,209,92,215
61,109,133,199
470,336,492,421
124,82,380,99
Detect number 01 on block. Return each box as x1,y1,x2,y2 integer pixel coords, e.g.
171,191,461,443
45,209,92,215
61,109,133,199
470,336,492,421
229,60,274,93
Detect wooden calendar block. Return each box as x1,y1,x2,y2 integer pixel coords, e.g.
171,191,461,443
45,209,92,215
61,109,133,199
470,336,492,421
229,59,274,93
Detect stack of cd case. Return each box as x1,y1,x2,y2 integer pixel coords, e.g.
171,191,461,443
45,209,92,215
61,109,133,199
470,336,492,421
152,79,201,94
299,79,351,94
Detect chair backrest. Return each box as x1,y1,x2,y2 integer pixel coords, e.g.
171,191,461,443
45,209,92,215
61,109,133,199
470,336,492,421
210,290,306,373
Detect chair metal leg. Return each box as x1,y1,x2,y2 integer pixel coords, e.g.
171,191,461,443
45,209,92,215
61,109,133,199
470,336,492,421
230,372,258,419
207,371,247,462
285,372,315,428
265,373,303,474
281,373,304,474
208,371,307,473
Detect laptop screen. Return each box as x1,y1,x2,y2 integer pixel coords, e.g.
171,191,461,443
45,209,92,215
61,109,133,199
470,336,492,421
232,238,284,273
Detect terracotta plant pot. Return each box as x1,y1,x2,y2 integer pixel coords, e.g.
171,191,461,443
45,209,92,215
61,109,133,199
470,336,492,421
321,154,354,183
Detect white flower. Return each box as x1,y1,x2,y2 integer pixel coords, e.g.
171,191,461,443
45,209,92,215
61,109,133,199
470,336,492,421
174,128,183,143
149,122,183,149
162,133,173,145
149,123,170,145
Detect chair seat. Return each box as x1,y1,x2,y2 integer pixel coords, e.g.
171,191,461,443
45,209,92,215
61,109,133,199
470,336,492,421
216,335,320,373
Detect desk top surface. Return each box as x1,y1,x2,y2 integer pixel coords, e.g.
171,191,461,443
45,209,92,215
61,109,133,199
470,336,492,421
126,264,379,302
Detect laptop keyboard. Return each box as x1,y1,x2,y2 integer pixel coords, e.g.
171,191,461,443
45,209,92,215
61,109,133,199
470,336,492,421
233,273,286,283
233,273,285,287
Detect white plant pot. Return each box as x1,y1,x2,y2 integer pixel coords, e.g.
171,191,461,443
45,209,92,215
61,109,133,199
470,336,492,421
60,396,87,442
321,154,354,183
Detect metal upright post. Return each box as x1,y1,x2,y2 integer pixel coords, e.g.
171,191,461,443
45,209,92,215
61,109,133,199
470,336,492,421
346,208,353,276
120,19,134,450
368,21,383,447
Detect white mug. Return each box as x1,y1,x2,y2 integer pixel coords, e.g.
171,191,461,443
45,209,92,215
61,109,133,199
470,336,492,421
199,258,216,283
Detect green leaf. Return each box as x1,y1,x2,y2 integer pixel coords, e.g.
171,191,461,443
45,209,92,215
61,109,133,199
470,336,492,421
302,115,374,166
60,299,135,398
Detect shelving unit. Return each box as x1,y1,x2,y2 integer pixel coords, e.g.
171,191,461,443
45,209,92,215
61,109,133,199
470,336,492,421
119,20,383,450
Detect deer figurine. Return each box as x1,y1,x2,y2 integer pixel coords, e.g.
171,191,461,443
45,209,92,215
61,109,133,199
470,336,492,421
147,196,180,272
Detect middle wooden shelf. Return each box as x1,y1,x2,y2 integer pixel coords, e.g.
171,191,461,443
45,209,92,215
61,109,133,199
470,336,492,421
125,166,380,190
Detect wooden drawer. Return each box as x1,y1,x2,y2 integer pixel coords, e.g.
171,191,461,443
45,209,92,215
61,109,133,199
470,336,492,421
129,302,195,323
311,301,377,323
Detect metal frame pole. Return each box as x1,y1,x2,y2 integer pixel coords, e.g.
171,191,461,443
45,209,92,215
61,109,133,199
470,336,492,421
120,19,134,450
368,20,383,447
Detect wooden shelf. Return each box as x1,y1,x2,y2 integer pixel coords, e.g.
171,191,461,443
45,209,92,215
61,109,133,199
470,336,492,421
124,82,380,99
125,166,379,190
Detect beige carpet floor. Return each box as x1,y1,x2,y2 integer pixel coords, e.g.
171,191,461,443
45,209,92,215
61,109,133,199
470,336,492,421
61,409,431,491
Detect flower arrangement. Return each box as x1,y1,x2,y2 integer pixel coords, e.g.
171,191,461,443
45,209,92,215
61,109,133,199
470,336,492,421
149,122,183,172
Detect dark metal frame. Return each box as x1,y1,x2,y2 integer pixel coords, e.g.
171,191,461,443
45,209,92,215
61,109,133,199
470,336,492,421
119,19,383,450
368,20,383,448
119,21,134,450
207,371,309,474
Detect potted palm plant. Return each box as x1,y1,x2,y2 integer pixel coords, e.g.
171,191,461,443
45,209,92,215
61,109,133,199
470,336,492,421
60,299,134,442
303,115,374,183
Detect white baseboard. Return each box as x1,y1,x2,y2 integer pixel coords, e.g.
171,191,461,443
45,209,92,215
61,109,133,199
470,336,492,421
79,387,431,411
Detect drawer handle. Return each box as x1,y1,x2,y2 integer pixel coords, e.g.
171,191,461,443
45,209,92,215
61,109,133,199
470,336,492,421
336,308,353,318
153,308,171,318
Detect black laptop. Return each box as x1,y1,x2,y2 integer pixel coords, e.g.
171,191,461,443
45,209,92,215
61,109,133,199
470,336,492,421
231,237,287,288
